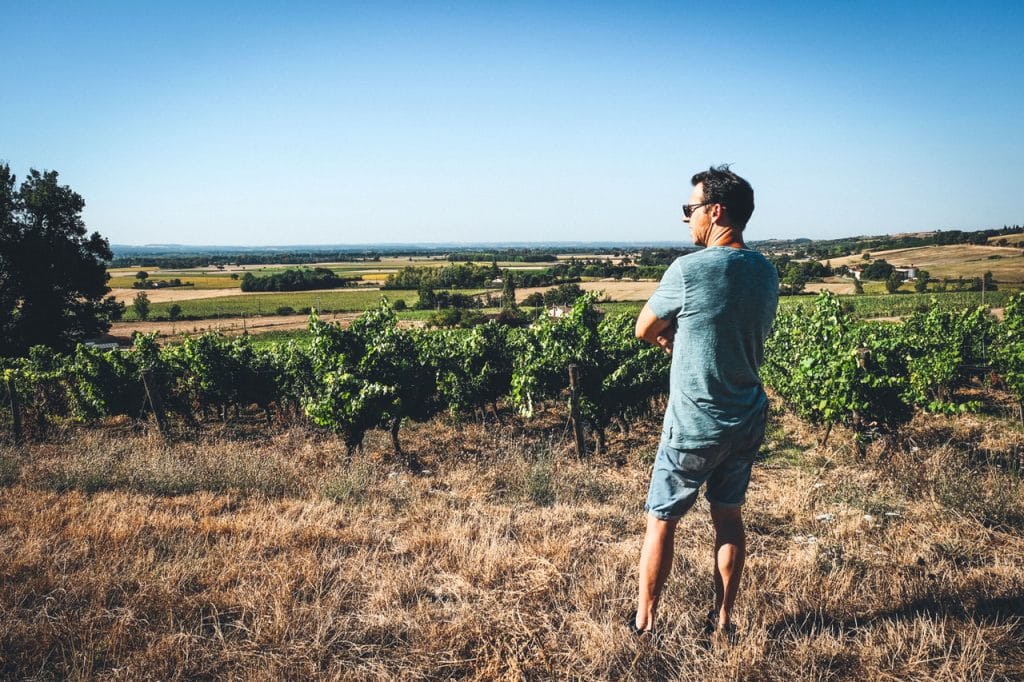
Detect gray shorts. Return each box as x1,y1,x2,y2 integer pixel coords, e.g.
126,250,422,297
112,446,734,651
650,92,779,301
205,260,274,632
644,419,766,521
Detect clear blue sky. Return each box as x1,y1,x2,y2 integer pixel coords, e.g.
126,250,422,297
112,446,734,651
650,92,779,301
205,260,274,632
2,1,1022,246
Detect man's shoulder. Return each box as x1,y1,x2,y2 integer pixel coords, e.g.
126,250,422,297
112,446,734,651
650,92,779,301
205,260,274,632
676,247,771,268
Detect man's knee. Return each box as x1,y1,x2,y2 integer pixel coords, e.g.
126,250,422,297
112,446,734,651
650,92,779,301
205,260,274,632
645,513,679,539
710,505,744,540
710,505,742,522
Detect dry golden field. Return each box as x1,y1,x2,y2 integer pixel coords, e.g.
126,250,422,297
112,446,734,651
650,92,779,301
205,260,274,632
1,403,1022,680
518,280,659,303
827,245,1024,282
105,312,425,344
108,287,255,304
803,279,858,295
989,234,1024,248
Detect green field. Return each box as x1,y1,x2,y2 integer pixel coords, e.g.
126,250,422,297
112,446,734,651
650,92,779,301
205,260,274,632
247,328,315,348
596,301,644,317
583,291,1016,324
589,291,1015,322
778,289,1015,318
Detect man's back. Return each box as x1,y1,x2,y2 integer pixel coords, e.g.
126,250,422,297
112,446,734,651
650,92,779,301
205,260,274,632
646,246,779,449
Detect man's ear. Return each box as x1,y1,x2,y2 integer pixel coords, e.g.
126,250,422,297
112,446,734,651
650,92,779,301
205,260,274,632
709,203,724,223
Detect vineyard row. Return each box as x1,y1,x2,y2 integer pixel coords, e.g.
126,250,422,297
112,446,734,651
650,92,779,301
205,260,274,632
3,292,1023,466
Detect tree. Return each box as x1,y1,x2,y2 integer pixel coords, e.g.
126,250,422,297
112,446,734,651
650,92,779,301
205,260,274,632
853,277,864,294
0,164,123,355
885,271,903,294
133,292,151,321
542,282,585,307
135,271,149,281
780,262,809,295
522,292,544,307
861,258,894,281
168,303,182,321
914,270,930,293
501,272,517,309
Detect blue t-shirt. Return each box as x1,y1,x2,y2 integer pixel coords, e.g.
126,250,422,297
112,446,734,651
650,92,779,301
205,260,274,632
646,246,779,449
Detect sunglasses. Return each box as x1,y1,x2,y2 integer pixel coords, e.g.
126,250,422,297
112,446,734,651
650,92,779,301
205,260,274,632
682,202,714,218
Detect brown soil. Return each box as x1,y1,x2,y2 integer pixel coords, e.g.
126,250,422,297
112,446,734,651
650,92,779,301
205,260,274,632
109,312,422,342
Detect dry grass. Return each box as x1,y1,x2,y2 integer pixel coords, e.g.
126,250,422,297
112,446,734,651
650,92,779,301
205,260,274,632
107,312,366,344
108,286,248,304
518,280,659,304
1,409,1022,680
828,245,1024,283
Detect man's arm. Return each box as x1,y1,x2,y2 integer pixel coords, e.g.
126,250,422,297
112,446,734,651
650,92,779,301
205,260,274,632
635,303,675,354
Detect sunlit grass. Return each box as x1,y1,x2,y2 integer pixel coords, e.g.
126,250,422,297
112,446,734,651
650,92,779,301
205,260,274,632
1,409,1021,679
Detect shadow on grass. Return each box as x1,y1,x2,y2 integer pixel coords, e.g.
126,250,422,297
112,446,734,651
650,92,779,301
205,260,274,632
768,585,1024,639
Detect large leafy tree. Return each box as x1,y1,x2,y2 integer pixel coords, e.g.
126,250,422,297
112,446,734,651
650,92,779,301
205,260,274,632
0,164,123,355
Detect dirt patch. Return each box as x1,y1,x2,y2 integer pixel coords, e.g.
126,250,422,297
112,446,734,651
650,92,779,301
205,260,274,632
109,311,422,343
110,287,247,304
805,281,856,295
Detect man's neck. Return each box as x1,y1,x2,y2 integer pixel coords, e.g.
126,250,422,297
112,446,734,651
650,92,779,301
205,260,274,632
703,224,745,249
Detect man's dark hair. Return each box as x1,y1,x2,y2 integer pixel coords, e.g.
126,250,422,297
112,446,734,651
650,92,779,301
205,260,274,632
691,165,754,229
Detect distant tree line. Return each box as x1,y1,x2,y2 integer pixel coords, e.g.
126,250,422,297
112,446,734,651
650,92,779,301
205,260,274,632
447,250,558,263
556,258,668,280
521,283,587,308
631,248,694,266
240,268,359,292
110,253,384,269
384,262,501,290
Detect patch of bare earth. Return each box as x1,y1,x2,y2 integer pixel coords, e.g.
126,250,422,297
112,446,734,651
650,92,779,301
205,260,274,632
108,312,422,343
804,279,856,295
1,407,1021,679
109,287,247,304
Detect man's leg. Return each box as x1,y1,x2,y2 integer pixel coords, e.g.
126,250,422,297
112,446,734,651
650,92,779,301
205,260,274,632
710,505,745,629
635,514,678,632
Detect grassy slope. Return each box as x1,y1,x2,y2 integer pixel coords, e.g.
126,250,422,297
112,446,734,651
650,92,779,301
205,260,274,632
1,408,1021,680
827,244,1024,282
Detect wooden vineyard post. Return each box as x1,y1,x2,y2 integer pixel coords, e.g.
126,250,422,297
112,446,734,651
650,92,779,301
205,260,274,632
6,375,22,446
140,370,169,438
568,364,586,458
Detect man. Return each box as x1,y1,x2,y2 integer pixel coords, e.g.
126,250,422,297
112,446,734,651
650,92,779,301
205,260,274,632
631,165,778,641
